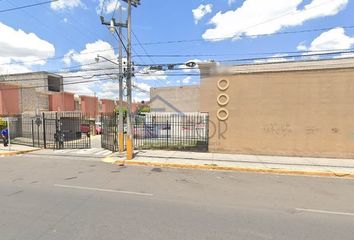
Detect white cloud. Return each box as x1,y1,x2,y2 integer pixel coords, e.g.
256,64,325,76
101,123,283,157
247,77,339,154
51,0,84,11
193,4,213,24
133,82,151,102
63,18,68,23
97,0,123,15
137,67,167,81
0,22,55,74
203,0,348,41
63,49,75,66
299,27,354,52
61,40,120,97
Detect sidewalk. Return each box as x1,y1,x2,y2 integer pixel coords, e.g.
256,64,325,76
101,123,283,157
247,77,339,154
0,144,40,156
110,150,354,178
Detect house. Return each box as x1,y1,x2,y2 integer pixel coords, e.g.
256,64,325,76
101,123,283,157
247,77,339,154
49,92,75,112
0,72,64,114
80,95,99,119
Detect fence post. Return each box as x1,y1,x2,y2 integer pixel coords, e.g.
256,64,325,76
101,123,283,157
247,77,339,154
55,112,58,150
101,113,103,149
166,119,169,148
42,112,46,149
31,120,35,147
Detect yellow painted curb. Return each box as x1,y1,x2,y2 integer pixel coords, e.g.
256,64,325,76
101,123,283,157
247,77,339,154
0,148,41,157
114,160,354,179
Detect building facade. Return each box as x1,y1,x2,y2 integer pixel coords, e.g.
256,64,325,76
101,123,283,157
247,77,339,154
0,83,20,115
80,95,99,119
49,92,75,112
150,85,200,113
199,58,354,158
99,99,115,114
3,72,63,93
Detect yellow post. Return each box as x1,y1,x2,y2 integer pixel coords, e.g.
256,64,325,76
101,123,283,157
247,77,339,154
119,132,124,152
126,135,133,160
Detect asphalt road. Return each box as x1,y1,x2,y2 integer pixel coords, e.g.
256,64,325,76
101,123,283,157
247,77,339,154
1,153,354,240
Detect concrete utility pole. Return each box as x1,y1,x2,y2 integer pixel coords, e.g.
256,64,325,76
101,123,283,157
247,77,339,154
122,0,140,160
118,5,124,153
100,0,140,159
125,0,133,160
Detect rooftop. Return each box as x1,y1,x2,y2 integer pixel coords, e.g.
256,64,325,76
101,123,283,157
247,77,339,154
199,57,354,75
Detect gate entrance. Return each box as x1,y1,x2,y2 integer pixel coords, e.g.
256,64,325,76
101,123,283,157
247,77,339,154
101,113,119,152
5,112,91,149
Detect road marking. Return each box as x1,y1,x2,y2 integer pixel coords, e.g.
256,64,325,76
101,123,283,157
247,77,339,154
296,208,354,217
94,150,110,155
54,184,153,196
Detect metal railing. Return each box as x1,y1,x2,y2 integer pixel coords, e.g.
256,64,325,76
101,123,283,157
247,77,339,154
134,113,209,152
0,112,91,149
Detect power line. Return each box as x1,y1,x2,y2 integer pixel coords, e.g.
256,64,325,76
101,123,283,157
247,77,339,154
0,0,58,13
134,25,354,46
3,49,354,78
0,78,111,91
133,48,354,58
111,0,121,19
1,24,353,68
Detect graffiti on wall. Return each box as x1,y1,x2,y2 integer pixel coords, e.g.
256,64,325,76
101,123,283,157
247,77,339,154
263,123,292,137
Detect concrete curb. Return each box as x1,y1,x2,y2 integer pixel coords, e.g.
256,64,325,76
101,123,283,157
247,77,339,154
114,160,354,179
0,148,41,157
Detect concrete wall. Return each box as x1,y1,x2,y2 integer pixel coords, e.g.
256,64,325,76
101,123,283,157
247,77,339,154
200,63,354,158
50,92,75,112
19,88,49,112
0,83,20,115
4,72,63,93
80,96,98,118
150,86,200,113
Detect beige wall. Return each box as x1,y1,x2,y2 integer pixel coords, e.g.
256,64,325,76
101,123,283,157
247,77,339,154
200,67,354,158
150,86,200,113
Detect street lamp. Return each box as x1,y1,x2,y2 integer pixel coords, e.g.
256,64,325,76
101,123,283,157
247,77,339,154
95,55,119,66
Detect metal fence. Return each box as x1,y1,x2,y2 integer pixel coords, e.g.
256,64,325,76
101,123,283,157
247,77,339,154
100,112,209,152
0,112,91,149
134,113,209,152
101,113,119,152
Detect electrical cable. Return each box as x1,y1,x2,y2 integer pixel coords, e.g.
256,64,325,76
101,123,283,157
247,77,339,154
0,0,58,13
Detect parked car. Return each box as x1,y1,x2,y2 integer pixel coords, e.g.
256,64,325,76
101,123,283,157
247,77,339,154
80,124,90,134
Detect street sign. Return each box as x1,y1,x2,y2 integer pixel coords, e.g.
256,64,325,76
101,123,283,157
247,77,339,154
35,117,42,126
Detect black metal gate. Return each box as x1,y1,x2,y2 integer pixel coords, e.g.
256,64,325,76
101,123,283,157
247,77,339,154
6,112,91,149
101,113,119,152
134,113,209,152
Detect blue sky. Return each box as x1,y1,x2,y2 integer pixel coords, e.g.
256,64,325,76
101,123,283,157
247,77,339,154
0,0,354,101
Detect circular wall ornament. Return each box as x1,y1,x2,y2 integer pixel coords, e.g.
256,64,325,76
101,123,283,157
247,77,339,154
217,108,229,121
218,79,230,91
217,93,230,106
